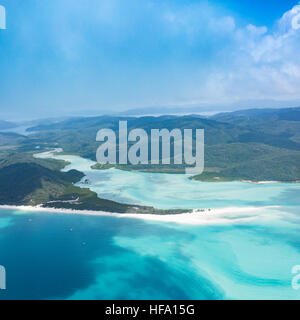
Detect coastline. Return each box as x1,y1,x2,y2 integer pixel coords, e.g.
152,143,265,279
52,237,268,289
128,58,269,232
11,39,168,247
0,204,282,225
35,149,300,184
242,180,300,184
9,149,294,225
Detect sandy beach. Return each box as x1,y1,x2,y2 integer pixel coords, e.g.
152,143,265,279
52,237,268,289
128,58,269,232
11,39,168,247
0,204,282,226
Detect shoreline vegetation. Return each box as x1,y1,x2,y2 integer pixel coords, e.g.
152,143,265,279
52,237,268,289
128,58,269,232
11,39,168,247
0,149,191,215
0,162,192,215
90,162,300,183
43,184,192,215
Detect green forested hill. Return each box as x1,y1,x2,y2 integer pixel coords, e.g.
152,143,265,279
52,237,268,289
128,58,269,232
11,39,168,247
212,106,300,121
0,163,84,205
0,132,28,146
212,107,300,144
0,161,188,214
21,110,300,181
1,107,300,183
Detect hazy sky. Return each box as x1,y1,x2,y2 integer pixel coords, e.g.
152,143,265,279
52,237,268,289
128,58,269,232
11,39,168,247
0,0,300,120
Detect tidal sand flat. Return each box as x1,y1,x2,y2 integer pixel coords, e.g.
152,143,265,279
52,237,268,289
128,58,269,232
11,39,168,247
34,150,300,210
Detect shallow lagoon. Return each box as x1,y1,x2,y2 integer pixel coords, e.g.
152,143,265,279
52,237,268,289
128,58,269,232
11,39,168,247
0,151,300,299
37,152,300,209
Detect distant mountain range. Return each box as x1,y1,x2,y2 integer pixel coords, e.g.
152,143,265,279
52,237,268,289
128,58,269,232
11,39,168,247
0,120,17,130
115,106,217,116
212,106,300,121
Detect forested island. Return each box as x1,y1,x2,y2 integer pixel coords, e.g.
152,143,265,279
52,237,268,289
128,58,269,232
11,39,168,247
0,106,300,213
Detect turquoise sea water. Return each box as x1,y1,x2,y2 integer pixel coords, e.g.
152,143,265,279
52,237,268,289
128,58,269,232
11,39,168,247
37,152,300,209
0,151,300,300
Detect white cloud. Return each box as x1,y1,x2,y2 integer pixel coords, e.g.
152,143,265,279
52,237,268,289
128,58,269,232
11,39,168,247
162,3,236,42
155,2,300,107
192,2,300,105
280,1,300,30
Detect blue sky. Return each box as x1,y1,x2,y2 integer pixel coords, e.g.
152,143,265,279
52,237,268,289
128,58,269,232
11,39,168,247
0,0,300,120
